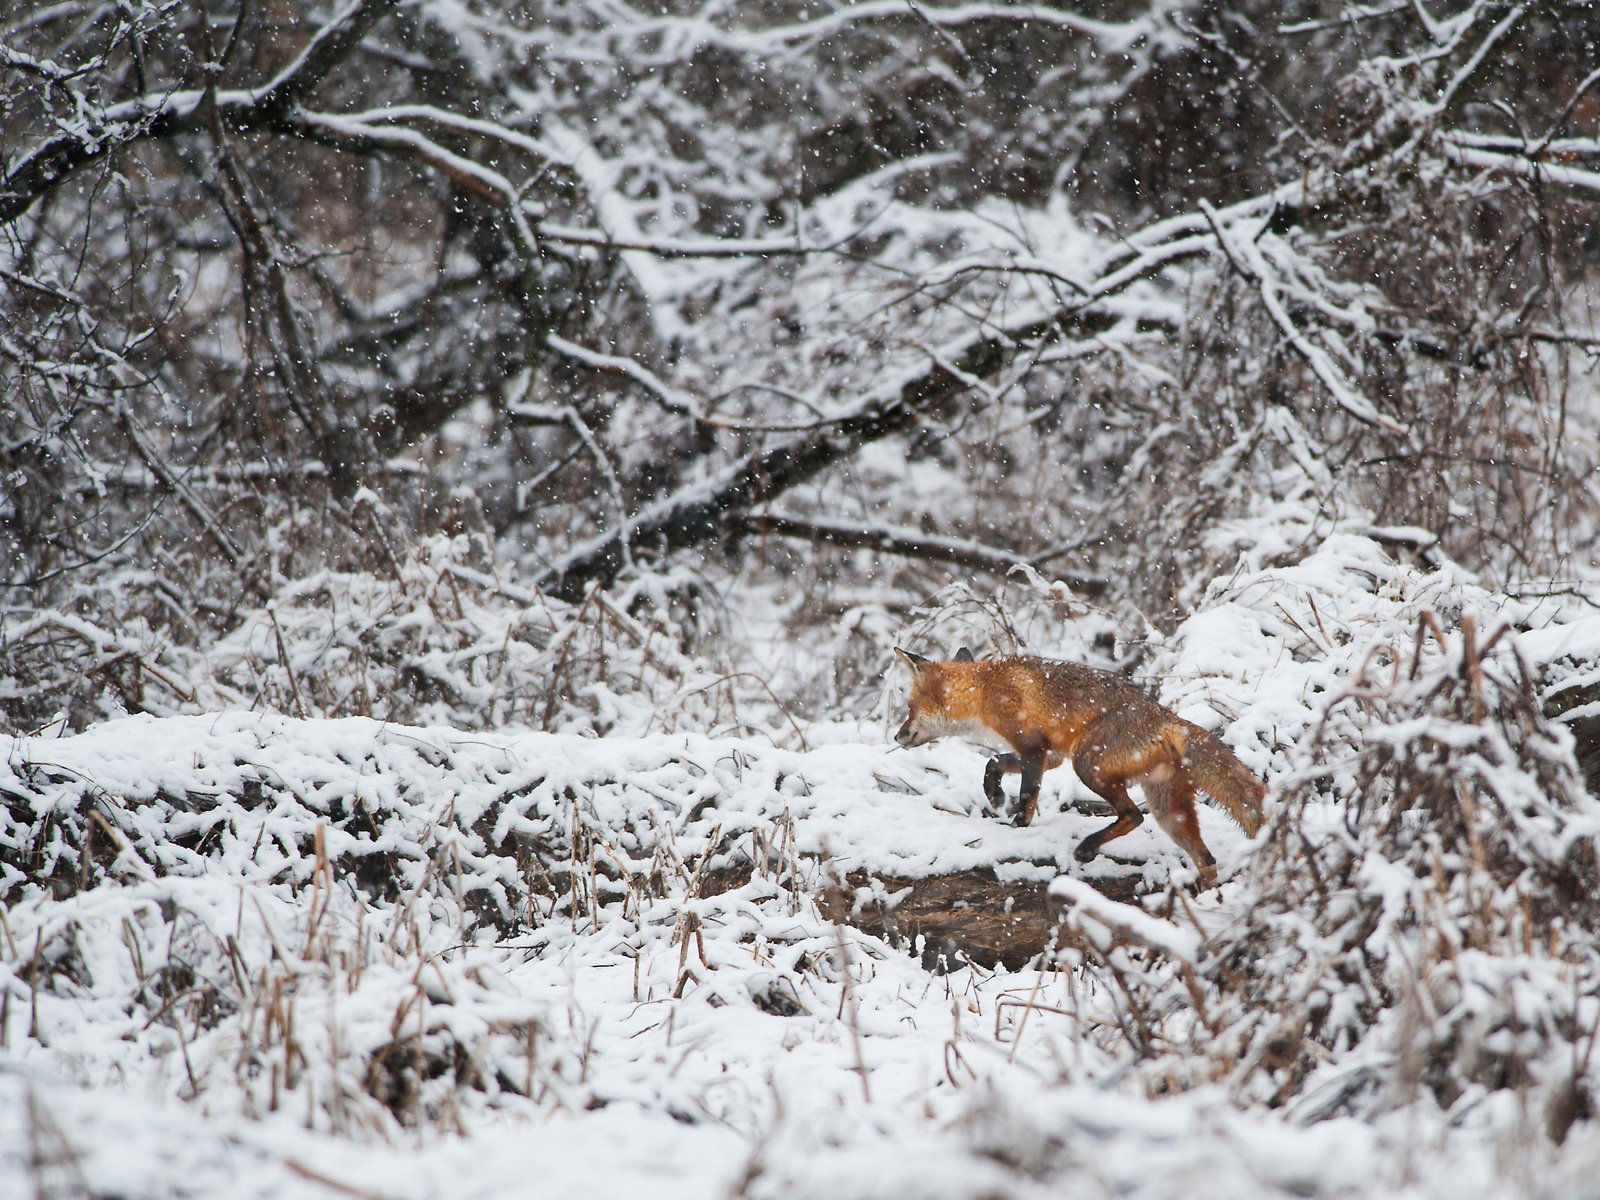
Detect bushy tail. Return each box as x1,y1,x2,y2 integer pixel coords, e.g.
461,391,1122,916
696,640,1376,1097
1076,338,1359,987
1186,732,1266,835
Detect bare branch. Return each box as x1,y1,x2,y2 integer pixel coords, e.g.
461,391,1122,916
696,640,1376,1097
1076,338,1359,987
739,511,1107,594
116,408,242,564
252,0,405,117
535,333,1007,600
0,0,402,224
545,335,838,432
543,335,707,423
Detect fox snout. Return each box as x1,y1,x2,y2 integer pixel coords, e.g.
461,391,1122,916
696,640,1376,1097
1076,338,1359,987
895,718,929,748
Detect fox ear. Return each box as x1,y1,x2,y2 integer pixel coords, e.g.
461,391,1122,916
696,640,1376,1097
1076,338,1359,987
954,646,975,663
894,646,929,675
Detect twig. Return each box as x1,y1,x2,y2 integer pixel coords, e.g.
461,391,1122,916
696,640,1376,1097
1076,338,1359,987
832,922,872,1104
282,1157,397,1200
267,605,308,719
116,408,242,563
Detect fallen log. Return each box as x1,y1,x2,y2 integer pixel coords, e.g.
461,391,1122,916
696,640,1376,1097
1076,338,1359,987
706,864,1145,971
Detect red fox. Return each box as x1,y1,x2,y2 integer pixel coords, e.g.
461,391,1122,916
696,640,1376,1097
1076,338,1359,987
894,647,1266,886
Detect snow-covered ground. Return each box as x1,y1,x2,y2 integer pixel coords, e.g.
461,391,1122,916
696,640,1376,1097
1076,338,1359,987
5,530,1600,1199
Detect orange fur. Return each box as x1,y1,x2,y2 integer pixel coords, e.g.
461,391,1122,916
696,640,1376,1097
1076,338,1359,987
894,649,1266,887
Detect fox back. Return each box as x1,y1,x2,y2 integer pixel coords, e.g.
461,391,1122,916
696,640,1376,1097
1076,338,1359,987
896,653,1161,760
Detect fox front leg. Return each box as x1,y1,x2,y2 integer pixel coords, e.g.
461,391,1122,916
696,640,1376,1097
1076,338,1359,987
982,754,1022,816
982,751,1045,825
1015,751,1045,826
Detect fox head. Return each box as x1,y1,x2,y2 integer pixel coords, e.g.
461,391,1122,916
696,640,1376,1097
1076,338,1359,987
893,646,973,748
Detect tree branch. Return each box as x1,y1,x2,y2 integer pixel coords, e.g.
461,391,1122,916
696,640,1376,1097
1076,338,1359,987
534,329,1020,601
116,408,243,564
739,511,1107,594
530,184,1314,601
0,0,402,224
1200,201,1411,438
253,0,402,118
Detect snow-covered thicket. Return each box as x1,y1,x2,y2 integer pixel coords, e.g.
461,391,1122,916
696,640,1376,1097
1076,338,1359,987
938,529,1600,1140
6,528,1600,1196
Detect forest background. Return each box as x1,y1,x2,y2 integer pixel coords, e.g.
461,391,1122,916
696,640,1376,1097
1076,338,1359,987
5,2,1600,1197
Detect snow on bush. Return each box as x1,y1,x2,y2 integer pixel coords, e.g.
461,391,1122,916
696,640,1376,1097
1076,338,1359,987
1052,532,1600,1141
3,529,772,739
0,716,827,1135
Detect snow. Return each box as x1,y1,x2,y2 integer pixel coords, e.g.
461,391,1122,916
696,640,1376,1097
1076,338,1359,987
1049,876,1202,961
11,0,1600,1191
6,527,1600,1198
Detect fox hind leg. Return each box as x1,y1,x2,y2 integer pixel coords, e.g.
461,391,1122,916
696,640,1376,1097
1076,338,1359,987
1141,766,1217,887
1070,745,1144,864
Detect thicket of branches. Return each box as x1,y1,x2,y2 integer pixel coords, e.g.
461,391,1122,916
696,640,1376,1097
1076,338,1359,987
5,0,1600,729
1056,615,1600,1139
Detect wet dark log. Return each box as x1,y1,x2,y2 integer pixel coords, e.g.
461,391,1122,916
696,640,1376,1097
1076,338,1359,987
707,865,1144,971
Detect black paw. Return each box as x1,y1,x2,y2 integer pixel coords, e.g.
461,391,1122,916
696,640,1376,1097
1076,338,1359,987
1073,840,1099,864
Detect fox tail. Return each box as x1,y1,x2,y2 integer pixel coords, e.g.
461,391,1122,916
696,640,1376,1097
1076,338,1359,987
1186,732,1267,836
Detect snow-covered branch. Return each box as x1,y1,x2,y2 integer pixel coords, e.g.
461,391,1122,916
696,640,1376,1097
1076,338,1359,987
739,510,1108,593
1440,136,1600,200
1201,203,1409,438
0,0,403,223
